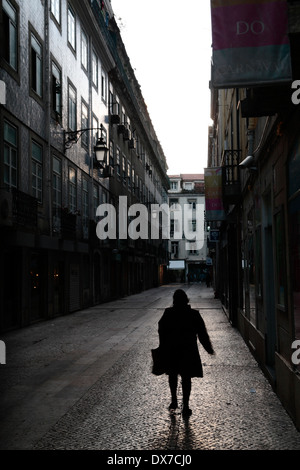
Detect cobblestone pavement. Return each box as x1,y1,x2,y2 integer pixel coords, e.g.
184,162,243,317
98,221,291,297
0,284,300,452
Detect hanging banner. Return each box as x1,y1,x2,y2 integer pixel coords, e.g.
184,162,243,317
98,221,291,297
204,168,226,221
211,0,292,88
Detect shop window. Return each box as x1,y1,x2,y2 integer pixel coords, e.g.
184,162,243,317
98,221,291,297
288,139,300,347
244,208,256,325
275,210,286,308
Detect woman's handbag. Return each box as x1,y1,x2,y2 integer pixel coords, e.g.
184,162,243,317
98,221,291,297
151,346,165,375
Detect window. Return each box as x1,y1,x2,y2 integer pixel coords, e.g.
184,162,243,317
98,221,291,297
170,218,180,238
2,0,18,71
135,174,139,198
131,167,135,193
170,198,179,209
32,140,43,203
171,242,179,256
4,120,17,188
102,190,107,204
184,182,193,191
51,0,60,24
82,178,89,232
30,32,43,97
52,61,62,116
170,181,178,190
109,141,114,167
68,167,77,213
81,101,88,147
121,106,126,126
81,29,88,71
53,156,62,216
68,5,76,50
187,242,198,254
116,147,120,178
115,95,120,116
122,156,126,184
92,115,99,146
138,141,145,162
93,184,100,218
109,85,114,113
92,50,98,88
127,162,131,189
190,219,197,232
101,69,107,102
188,199,196,209
68,83,76,131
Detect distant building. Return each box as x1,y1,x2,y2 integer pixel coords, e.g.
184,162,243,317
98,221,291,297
167,174,210,284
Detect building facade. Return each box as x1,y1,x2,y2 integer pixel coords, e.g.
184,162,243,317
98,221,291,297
168,174,210,284
208,2,300,430
0,0,169,332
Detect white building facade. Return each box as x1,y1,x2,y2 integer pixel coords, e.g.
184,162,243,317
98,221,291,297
168,174,210,283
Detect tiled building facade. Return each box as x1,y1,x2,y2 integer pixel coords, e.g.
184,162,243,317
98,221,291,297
0,0,169,331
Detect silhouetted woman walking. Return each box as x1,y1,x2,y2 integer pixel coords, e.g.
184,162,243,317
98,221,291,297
158,289,214,417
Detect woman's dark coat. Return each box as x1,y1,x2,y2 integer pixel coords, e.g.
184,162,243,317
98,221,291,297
158,304,214,378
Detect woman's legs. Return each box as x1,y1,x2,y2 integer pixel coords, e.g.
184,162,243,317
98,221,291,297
181,375,192,416
168,374,178,409
168,374,192,415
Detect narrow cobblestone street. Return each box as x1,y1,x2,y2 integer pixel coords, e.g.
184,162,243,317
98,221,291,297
0,284,299,454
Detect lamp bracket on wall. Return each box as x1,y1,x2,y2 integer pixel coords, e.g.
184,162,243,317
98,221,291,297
64,124,107,152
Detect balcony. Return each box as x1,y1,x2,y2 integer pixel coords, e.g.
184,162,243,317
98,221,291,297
61,210,77,240
12,188,38,229
53,208,77,239
222,150,241,205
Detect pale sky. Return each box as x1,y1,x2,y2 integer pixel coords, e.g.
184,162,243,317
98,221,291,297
110,0,213,176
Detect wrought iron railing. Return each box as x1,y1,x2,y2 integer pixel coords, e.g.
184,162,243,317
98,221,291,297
222,150,242,205
12,188,38,228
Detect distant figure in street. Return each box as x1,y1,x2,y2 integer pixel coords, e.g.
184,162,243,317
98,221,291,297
158,289,214,417
206,271,211,288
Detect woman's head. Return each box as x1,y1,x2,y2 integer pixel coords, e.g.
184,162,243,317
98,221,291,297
173,289,189,306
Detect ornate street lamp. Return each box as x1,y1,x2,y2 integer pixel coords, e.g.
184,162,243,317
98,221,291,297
64,124,109,171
